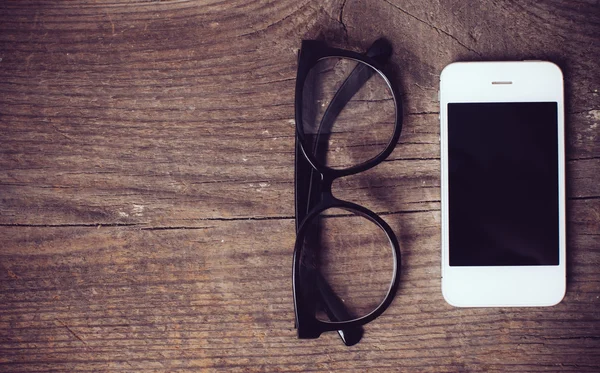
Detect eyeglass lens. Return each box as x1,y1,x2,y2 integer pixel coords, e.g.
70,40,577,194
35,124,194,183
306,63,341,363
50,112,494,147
300,57,396,170
298,207,395,322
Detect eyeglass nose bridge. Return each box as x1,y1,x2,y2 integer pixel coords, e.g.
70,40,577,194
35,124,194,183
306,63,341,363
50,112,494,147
317,173,335,203
310,171,356,209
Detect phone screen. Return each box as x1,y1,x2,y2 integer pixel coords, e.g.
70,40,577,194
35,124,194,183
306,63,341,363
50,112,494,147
448,102,559,266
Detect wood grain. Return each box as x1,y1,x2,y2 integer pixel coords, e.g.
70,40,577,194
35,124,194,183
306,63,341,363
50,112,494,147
1,0,599,371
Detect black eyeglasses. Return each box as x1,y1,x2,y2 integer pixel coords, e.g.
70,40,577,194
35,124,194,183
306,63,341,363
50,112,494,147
292,39,403,346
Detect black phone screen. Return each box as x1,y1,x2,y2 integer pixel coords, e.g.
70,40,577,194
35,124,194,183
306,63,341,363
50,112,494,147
448,102,559,266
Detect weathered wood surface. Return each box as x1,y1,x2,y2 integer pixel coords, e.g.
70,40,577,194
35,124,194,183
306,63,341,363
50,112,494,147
1,0,599,371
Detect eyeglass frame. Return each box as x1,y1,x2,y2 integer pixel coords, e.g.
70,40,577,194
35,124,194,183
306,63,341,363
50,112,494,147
292,39,404,344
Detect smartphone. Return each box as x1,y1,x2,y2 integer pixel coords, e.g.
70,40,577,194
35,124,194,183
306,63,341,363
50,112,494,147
439,61,566,307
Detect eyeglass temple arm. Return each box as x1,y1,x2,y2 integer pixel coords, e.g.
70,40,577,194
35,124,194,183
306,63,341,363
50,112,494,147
295,136,320,230
316,271,363,346
308,57,375,345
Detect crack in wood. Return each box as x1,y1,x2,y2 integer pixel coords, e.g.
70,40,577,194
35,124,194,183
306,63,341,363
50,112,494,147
381,0,482,57
569,196,600,201
407,111,439,115
379,208,439,216
384,156,440,162
140,226,214,231
0,223,138,228
338,0,349,37
56,319,89,349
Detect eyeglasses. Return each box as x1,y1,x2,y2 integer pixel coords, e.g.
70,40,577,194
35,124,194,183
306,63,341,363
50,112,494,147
292,39,403,346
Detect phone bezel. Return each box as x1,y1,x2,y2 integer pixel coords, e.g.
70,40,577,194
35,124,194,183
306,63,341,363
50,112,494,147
439,61,566,307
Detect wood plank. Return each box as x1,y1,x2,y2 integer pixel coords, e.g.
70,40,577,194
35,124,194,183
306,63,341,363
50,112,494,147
0,201,598,371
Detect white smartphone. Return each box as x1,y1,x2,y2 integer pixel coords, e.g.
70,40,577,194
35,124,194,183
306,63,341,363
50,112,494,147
440,61,566,307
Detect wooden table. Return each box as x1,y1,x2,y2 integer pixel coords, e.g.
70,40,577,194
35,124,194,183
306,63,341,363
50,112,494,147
1,1,599,371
